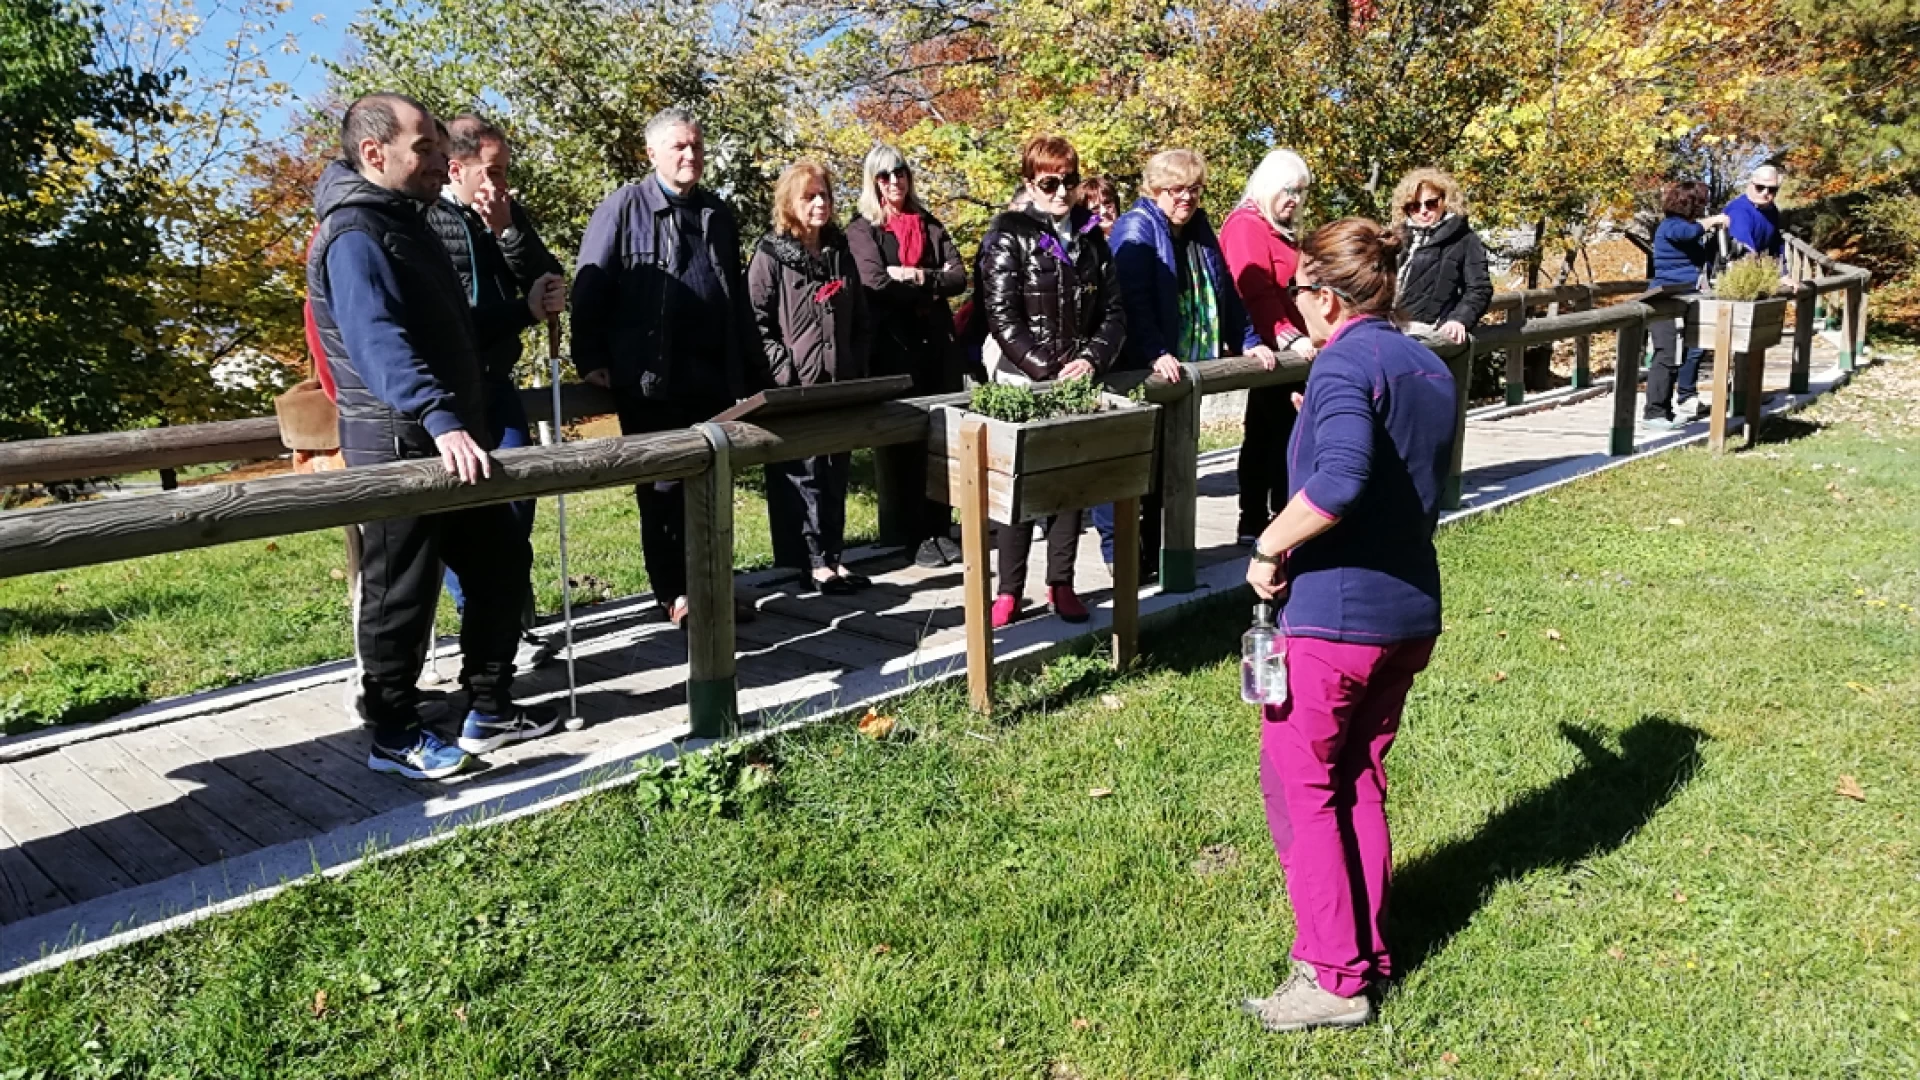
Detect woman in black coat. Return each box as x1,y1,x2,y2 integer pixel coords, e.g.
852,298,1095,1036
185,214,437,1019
1390,168,1493,344
845,145,970,568
748,161,872,594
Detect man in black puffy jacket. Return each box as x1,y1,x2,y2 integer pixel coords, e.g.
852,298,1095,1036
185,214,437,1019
425,114,565,668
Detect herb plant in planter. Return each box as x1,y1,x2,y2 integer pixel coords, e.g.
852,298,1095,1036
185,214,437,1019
1686,255,1790,354
927,377,1159,525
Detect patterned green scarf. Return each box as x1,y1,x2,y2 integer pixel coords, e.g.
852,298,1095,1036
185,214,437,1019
1175,238,1221,363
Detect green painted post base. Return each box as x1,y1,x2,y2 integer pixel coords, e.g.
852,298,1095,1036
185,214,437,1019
1610,426,1635,457
1159,549,1197,595
688,677,739,739
1643,350,1653,370
1789,373,1810,395
1837,348,1854,372
1442,473,1462,510
1571,367,1591,389
1730,390,1746,416
1505,382,1524,407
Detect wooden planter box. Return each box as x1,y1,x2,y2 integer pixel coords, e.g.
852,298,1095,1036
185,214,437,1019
1685,297,1788,354
927,394,1159,525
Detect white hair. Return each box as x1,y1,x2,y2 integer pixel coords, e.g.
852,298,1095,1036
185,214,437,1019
857,144,923,222
644,107,699,145
1750,164,1783,184
1242,149,1313,227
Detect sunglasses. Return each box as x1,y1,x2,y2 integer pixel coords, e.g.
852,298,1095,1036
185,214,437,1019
1752,183,1779,194
1031,172,1082,195
1159,183,1204,201
877,166,912,183
1404,195,1444,214
1287,281,1354,303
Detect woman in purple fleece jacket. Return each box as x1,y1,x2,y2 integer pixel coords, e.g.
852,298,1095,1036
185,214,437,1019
1239,218,1457,1034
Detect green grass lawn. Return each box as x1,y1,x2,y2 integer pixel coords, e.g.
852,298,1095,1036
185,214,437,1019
3,361,1917,1076
0,458,882,733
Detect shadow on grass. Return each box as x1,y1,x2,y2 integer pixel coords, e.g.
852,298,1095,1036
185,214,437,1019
1754,415,1825,446
1390,715,1707,977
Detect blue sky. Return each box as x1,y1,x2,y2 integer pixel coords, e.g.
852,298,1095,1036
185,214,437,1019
188,0,361,130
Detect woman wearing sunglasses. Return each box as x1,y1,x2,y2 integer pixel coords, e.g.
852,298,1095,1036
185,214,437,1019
1096,148,1275,582
847,145,972,567
1389,168,1492,345
978,135,1126,627
1240,219,1456,1034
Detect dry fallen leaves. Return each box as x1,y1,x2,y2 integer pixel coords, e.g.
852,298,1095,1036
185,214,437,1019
1071,1017,1092,1031
856,708,896,740
1667,517,1686,527
453,1004,468,1023
1100,694,1123,711
1442,1052,1461,1065
1088,788,1114,799
1836,775,1866,802
1491,671,1509,684
872,943,892,955
328,567,346,581
1545,628,1563,641
1607,946,1626,961
310,989,328,1018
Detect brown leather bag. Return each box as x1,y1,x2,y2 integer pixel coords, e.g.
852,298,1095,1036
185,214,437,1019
274,377,340,451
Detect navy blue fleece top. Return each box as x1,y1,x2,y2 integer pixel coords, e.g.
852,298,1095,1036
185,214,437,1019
1651,216,1713,289
324,230,464,438
1282,316,1456,644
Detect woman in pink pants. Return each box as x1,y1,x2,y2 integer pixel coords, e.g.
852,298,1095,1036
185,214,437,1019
1241,218,1458,1033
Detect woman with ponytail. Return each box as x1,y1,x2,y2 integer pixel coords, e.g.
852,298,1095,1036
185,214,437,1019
1240,218,1457,1034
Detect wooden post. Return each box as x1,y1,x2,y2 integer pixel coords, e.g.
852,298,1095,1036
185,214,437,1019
873,442,923,549
1445,342,1472,504
957,417,994,715
1110,494,1139,670
1743,339,1766,446
1790,287,1815,395
1610,320,1641,456
1156,364,1201,594
685,422,738,738
1854,282,1869,363
1504,306,1527,406
1707,304,1736,452
1839,281,1862,370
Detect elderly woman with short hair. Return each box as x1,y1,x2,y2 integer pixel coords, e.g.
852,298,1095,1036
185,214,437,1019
1221,148,1316,543
845,145,971,566
1390,167,1492,345
1097,148,1274,579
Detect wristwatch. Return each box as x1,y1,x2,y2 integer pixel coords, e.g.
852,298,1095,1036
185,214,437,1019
498,225,521,243
1251,549,1284,567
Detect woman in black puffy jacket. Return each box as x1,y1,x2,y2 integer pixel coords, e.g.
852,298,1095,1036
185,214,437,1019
1389,167,1492,344
977,135,1126,629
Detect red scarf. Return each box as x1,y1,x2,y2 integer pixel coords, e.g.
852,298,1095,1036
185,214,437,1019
886,211,927,269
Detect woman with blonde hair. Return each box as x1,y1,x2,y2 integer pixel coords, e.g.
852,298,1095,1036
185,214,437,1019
845,145,971,566
748,161,872,593
1389,167,1492,344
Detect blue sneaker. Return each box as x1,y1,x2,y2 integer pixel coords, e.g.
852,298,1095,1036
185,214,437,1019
368,730,469,780
458,703,560,754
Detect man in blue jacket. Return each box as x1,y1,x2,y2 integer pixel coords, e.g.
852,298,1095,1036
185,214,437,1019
307,93,557,780
571,107,758,629
1724,165,1801,294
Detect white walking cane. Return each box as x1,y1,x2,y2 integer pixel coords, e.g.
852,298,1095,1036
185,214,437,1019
544,316,585,730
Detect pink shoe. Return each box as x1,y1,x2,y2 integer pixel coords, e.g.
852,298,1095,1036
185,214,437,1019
1049,585,1089,623
991,593,1020,628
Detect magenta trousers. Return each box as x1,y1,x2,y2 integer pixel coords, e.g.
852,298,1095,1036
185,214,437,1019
1260,634,1435,997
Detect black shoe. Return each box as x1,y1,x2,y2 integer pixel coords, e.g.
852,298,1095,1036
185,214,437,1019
915,538,949,568
811,574,855,596
835,569,872,590
935,537,962,562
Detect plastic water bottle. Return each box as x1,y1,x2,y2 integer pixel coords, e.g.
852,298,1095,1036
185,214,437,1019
1241,603,1288,705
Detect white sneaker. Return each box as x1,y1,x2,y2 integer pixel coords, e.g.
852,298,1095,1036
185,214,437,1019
1241,961,1374,1033
513,631,559,671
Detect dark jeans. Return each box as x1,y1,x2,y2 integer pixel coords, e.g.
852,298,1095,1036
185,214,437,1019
996,510,1082,596
1090,496,1161,570
444,377,536,625
613,391,731,603
355,502,528,744
1237,385,1298,535
1645,318,1707,420
767,452,850,570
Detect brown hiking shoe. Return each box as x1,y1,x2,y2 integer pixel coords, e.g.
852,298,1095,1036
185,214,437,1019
1241,961,1374,1033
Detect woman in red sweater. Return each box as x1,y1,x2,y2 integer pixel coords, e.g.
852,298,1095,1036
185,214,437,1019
1219,150,1317,543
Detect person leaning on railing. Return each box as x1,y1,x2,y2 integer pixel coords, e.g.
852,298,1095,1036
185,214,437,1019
749,162,874,595
1724,165,1802,295
1220,148,1318,545
571,107,758,629
1240,218,1457,1035
978,135,1126,628
1643,180,1730,430
1098,148,1276,582
844,145,970,570
1389,167,1493,345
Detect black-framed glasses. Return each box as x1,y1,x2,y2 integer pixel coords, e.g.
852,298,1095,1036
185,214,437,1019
1159,183,1205,201
1753,183,1779,194
1031,172,1082,195
1288,281,1354,304
1404,195,1443,214
877,165,912,183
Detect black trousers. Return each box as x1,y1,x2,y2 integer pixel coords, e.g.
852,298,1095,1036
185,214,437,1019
613,391,730,603
1237,385,1298,536
354,502,528,743
767,452,850,570
1644,317,1707,420
995,510,1082,596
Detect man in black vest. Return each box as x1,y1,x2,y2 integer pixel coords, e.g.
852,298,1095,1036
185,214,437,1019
306,93,556,780
572,107,759,629
425,114,565,669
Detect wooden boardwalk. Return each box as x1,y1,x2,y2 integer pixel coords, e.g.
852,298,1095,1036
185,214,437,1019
0,334,1852,976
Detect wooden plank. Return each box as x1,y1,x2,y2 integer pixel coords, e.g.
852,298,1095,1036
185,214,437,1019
959,418,994,714
1708,304,1736,452
0,831,69,922
0,417,286,487
1004,452,1155,525
0,763,135,902
108,726,318,848
685,424,737,739
1111,495,1139,671
59,739,261,866
709,376,916,423
1744,343,1766,445
1504,307,1527,406
211,707,419,815
1158,377,1201,593
731,611,905,669
10,753,199,884
161,721,366,832
1789,287,1815,395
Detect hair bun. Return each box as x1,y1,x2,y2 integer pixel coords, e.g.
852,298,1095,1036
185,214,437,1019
1375,226,1403,254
